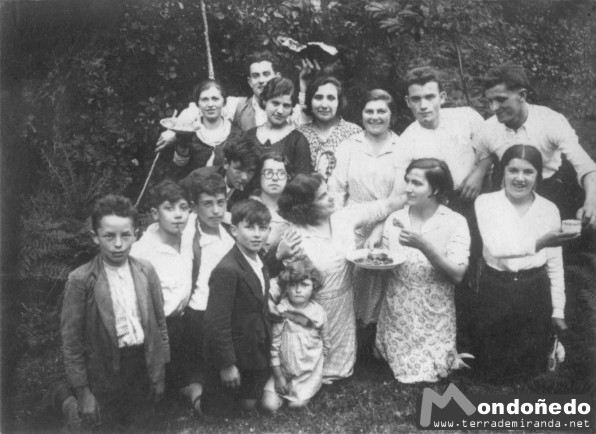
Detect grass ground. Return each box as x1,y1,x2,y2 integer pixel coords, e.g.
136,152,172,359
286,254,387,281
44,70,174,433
5,294,594,434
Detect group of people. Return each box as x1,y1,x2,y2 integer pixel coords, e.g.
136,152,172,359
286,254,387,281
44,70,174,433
49,49,596,431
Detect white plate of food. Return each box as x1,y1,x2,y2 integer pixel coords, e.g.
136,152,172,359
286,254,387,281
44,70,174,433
346,249,405,270
160,117,201,134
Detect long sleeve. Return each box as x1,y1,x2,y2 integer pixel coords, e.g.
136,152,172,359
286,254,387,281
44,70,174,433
61,277,90,389
328,143,351,208
269,321,284,367
545,245,566,318
290,131,314,174
205,265,238,368
146,265,170,363
320,313,330,358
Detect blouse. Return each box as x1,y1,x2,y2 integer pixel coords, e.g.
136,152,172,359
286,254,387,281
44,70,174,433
244,128,313,175
475,190,565,318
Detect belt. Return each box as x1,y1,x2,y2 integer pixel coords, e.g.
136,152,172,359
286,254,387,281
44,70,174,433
483,265,546,282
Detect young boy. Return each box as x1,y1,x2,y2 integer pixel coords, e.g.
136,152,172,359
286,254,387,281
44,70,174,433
179,171,235,415
59,194,170,429
130,180,192,391
204,199,273,411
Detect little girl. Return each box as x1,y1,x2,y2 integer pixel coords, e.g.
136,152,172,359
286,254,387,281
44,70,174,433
262,259,329,411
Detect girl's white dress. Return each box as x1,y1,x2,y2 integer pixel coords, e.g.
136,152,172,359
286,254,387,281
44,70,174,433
376,205,470,383
264,298,329,401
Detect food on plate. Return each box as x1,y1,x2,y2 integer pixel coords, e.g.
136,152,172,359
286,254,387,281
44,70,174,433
354,251,393,266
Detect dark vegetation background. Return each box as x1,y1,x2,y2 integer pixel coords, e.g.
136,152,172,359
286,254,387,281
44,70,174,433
1,0,595,432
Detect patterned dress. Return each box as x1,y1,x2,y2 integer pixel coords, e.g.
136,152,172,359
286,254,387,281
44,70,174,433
376,205,470,383
296,200,390,381
298,119,361,181
264,298,329,401
328,131,403,325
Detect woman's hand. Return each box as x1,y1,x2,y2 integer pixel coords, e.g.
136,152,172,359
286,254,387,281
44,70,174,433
220,365,241,389
149,379,165,402
155,131,177,153
536,229,580,250
398,229,429,252
273,373,290,395
276,229,302,261
552,317,568,333
364,223,384,249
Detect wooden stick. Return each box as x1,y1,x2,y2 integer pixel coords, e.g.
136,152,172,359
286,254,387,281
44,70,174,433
134,152,160,208
201,0,214,79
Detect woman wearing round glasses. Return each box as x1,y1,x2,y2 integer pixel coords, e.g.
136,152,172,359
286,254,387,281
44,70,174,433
250,151,292,252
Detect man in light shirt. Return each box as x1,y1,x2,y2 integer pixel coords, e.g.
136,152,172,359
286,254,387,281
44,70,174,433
130,180,193,392
465,63,596,229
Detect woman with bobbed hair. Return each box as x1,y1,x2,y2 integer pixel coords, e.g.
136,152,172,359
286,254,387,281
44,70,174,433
474,145,576,382
278,173,403,382
244,76,313,175
328,88,405,330
376,158,471,383
298,76,361,181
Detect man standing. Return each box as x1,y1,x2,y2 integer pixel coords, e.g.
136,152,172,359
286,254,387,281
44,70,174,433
464,64,596,229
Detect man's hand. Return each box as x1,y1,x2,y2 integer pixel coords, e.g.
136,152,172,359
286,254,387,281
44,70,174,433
298,58,321,93
577,199,596,230
149,379,165,402
536,229,580,250
76,386,100,425
274,375,290,395
276,229,302,261
220,365,241,389
458,169,485,202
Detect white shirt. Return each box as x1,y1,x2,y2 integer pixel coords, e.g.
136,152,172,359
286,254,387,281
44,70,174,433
239,249,265,294
185,213,235,311
475,190,565,318
103,261,145,347
473,104,596,185
398,107,484,189
130,223,193,317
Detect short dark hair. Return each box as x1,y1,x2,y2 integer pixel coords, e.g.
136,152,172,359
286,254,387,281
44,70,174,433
500,144,543,185
91,194,138,233
149,179,190,209
278,173,325,226
231,199,272,227
259,76,296,109
192,79,226,104
405,158,454,204
223,137,260,169
246,50,280,73
277,258,323,295
186,172,226,204
249,151,293,196
304,75,347,118
483,64,531,92
404,66,443,93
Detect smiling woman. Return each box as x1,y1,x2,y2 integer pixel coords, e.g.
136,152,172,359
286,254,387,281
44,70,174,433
244,76,313,175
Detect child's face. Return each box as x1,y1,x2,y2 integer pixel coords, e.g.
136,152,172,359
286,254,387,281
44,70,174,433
287,279,313,308
151,199,190,236
231,219,270,255
194,193,226,230
92,215,135,267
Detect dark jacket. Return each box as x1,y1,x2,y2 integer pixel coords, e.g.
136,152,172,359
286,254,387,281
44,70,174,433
204,245,271,371
61,255,170,393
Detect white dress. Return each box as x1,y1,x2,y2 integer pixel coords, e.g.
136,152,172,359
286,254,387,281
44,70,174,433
376,205,470,383
264,298,329,401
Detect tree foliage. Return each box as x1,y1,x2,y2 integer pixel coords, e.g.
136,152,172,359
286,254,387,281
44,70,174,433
16,0,596,282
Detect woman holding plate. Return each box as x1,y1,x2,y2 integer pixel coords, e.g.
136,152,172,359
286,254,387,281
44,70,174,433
328,89,404,330
278,174,403,382
376,158,471,383
156,79,241,179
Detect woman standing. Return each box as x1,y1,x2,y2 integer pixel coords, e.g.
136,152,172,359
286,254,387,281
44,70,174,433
249,152,291,252
328,89,404,328
278,174,402,382
474,145,574,382
244,76,313,175
156,79,240,179
376,158,470,383
298,76,361,181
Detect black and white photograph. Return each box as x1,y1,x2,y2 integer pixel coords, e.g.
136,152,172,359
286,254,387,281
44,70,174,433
1,0,595,432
